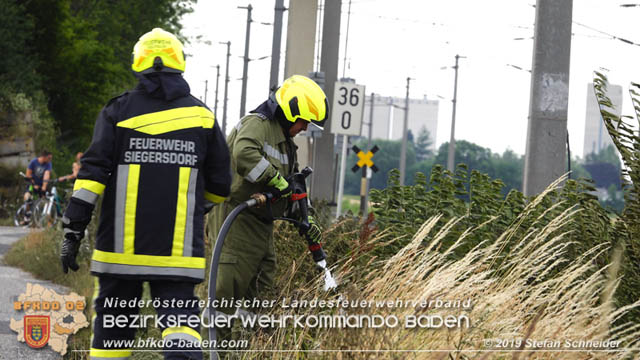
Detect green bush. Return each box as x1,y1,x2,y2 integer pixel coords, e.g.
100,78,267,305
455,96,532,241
369,164,638,324
592,71,640,325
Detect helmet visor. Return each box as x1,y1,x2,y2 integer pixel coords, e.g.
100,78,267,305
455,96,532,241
308,97,329,130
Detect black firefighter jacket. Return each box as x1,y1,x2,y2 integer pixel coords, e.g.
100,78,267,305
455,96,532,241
64,73,231,282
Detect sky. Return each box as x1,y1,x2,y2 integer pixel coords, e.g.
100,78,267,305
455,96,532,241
181,0,640,158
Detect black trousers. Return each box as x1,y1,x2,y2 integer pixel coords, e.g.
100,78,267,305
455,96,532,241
90,275,203,360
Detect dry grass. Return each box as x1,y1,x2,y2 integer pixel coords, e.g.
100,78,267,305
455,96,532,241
23,228,46,250
6,179,638,359
239,180,640,359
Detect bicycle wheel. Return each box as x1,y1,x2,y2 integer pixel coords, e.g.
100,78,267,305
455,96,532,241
33,199,55,228
45,204,59,227
13,204,30,227
31,199,47,227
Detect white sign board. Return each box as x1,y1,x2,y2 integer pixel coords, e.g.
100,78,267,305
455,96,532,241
330,82,366,136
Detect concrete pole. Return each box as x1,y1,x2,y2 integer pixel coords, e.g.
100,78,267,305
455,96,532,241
284,0,318,171
220,41,231,135
399,77,411,186
214,65,220,118
283,0,318,78
523,0,573,196
447,54,464,172
269,0,286,91
312,0,341,201
239,4,253,117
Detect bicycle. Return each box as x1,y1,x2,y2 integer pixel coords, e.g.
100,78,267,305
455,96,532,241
34,179,64,228
13,172,44,227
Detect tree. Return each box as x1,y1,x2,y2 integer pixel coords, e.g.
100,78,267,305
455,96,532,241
435,140,493,174
414,126,433,161
20,0,196,150
343,138,417,195
581,144,624,209
570,157,591,180
344,138,525,196
406,129,414,143
0,0,40,98
435,141,523,195
492,149,523,194
583,162,621,189
585,144,622,171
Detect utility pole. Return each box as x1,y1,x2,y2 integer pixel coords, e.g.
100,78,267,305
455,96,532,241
219,41,231,135
523,0,573,196
312,0,341,201
239,4,253,117
341,0,353,78
399,77,412,186
203,80,208,105
269,0,286,91
360,92,375,214
214,65,220,118
447,54,465,172
283,0,318,179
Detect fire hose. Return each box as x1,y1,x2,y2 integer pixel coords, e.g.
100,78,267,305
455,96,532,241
206,167,337,353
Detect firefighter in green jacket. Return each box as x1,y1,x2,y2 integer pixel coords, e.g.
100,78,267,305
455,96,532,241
60,28,231,359
207,75,328,341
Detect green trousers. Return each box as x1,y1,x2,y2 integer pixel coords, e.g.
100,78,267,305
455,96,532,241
207,202,276,343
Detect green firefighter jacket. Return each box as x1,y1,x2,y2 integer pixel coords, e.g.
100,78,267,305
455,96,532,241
226,111,298,220
64,79,231,282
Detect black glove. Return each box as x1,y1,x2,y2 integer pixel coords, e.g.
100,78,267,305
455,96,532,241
61,217,85,273
304,216,322,242
303,216,326,262
266,172,293,199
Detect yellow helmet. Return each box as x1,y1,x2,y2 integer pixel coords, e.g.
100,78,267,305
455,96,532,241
274,75,328,130
131,28,185,74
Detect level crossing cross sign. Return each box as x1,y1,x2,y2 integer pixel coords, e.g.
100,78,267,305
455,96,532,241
351,145,379,173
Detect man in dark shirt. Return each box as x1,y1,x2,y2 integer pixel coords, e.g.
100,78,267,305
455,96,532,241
23,150,53,202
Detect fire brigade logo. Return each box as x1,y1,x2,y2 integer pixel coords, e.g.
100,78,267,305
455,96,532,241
24,315,50,348
10,283,89,355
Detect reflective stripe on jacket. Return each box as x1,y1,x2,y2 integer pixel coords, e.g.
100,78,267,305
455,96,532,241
226,112,298,220
66,87,231,282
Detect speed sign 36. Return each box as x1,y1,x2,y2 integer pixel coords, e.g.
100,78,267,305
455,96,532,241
331,82,366,136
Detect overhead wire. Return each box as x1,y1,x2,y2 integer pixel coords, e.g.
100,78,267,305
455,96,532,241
573,20,640,46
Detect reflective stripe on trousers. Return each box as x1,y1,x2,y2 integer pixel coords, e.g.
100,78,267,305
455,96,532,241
90,348,132,359
90,259,204,279
162,326,202,344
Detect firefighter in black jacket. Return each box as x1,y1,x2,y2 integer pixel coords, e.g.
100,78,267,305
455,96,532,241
60,28,231,360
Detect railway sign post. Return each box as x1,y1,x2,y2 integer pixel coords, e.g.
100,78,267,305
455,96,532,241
352,145,379,214
334,81,366,218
